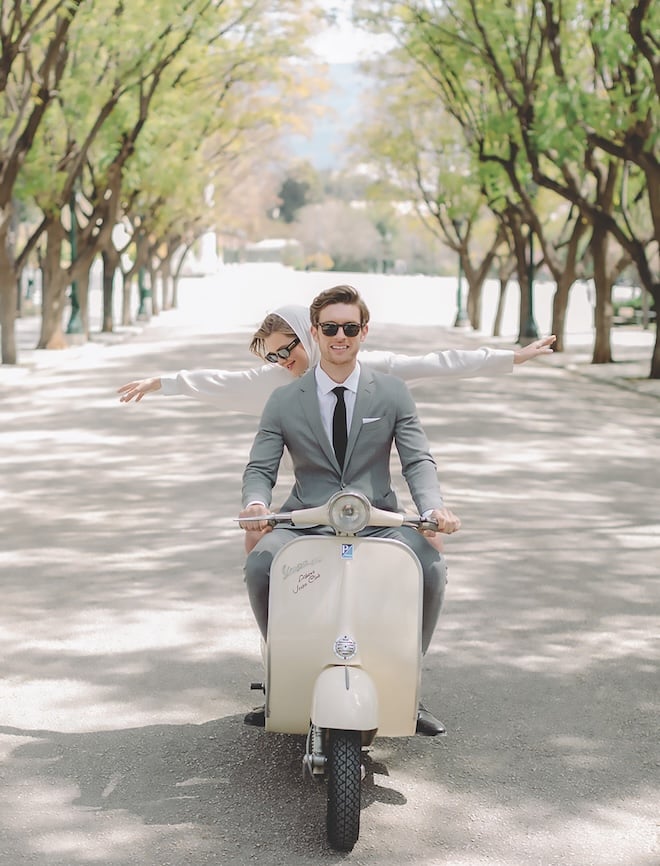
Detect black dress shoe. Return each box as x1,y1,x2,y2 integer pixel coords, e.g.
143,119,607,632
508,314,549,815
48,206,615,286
416,703,446,736
243,706,265,727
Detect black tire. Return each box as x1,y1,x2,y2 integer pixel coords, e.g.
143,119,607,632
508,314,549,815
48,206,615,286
326,729,362,852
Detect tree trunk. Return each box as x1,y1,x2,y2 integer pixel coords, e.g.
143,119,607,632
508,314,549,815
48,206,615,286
121,272,133,326
590,221,613,364
650,326,660,379
77,268,91,338
0,276,18,364
161,261,173,310
102,248,120,332
459,227,503,332
510,222,530,344
149,264,160,316
465,276,482,330
0,222,18,364
550,265,583,354
38,225,69,349
551,288,569,354
493,280,508,337
543,214,589,353
171,272,179,309
492,254,516,338
170,241,190,310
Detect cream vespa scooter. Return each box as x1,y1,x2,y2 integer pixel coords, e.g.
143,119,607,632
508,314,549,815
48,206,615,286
239,489,442,852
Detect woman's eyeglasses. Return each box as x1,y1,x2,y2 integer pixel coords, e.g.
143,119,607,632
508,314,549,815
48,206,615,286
264,336,300,363
317,322,362,337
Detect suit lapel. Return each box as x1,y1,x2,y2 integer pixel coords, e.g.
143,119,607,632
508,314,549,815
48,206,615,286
298,369,338,468
344,367,375,468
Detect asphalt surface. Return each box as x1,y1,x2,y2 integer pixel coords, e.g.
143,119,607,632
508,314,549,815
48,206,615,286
1,270,659,865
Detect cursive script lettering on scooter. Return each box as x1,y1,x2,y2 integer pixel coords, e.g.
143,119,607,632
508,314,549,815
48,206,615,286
293,570,321,593
281,557,322,580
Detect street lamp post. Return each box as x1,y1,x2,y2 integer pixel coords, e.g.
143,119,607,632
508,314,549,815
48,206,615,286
521,228,539,341
66,187,83,334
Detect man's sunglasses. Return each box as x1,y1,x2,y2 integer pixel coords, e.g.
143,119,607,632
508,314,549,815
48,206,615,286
317,322,363,337
264,336,300,363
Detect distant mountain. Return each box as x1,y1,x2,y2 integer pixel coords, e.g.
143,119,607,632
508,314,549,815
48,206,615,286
285,62,371,171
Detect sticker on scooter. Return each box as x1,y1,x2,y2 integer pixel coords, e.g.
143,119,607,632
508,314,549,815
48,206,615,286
334,635,357,660
341,544,354,559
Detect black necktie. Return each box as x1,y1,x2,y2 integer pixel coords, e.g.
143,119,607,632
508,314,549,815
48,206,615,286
332,386,347,467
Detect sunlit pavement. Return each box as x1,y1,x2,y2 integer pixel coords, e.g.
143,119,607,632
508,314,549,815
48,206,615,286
1,266,659,866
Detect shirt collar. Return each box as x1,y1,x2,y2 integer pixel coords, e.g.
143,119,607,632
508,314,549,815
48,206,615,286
315,362,361,395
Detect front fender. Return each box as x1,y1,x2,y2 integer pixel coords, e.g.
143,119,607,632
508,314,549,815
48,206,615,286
311,666,379,731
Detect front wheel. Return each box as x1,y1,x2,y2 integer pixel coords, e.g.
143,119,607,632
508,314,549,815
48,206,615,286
326,729,362,852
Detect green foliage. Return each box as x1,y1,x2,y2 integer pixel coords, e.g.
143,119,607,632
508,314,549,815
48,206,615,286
356,0,656,291
11,0,319,266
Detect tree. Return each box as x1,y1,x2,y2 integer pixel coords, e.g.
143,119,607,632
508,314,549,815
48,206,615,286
353,68,506,329
4,0,318,358
357,0,659,373
274,161,324,223
0,0,83,363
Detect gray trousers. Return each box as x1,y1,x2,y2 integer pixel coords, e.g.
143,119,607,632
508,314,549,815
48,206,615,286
244,526,447,654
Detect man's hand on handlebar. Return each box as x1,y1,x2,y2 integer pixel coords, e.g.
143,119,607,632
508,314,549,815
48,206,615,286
421,508,461,536
238,503,274,533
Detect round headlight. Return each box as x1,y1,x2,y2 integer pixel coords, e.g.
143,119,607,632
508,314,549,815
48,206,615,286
327,491,370,534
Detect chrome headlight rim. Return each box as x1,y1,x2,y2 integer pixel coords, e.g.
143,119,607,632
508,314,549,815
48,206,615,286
327,490,371,534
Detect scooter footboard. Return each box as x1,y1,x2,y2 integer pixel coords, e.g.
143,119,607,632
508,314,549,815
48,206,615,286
311,666,379,731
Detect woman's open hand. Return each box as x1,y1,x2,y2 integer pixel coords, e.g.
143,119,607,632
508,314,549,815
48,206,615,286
117,377,162,403
514,336,556,364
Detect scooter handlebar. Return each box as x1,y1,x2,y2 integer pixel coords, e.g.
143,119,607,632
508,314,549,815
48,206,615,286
236,505,426,531
236,492,450,534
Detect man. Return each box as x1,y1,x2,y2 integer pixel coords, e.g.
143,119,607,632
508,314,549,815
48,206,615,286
239,285,460,735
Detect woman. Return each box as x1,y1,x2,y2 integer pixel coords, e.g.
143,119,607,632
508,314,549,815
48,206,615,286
118,303,555,408
118,300,555,553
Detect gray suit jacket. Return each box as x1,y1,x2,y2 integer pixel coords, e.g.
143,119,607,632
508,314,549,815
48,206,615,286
242,365,444,516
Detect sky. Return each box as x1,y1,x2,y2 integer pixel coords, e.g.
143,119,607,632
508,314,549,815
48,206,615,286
309,2,394,63
286,3,395,169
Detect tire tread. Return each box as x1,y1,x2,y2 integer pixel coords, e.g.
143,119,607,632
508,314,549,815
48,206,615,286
326,729,361,851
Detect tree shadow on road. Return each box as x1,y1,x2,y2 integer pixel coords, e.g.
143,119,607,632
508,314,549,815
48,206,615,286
0,714,413,864
2,325,659,865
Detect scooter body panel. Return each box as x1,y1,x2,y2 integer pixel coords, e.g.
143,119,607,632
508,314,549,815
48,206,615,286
265,535,422,736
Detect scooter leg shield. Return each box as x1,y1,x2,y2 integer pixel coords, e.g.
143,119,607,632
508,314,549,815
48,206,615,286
311,666,379,731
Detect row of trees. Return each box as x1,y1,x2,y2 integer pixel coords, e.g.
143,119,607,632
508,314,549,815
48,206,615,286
0,0,321,364
2,2,657,375
353,0,658,374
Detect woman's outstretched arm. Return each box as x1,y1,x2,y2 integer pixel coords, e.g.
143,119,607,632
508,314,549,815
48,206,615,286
359,336,555,382
117,364,291,415
118,337,556,409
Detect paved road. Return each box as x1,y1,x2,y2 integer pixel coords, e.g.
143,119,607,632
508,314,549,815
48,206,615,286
1,273,659,865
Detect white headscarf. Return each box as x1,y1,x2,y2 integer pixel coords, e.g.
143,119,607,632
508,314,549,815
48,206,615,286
272,304,320,370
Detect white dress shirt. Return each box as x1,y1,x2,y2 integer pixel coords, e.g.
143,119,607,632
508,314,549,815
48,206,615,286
315,363,361,450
